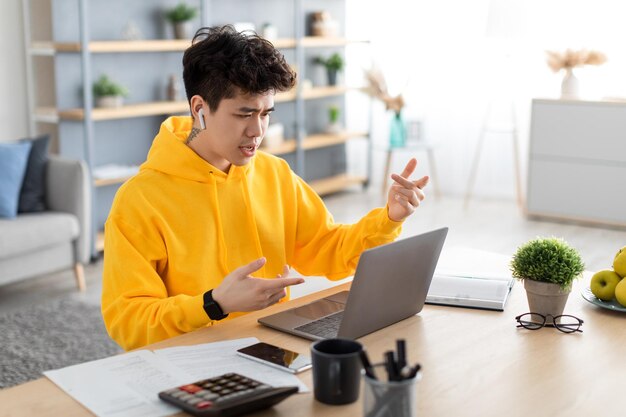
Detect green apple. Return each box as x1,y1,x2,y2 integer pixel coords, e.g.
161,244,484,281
615,278,626,307
614,246,626,278
590,269,621,301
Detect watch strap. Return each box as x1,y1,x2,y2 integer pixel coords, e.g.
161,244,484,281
203,290,228,320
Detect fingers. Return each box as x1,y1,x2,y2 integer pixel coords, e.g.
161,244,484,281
393,186,422,206
234,257,267,278
414,175,429,190
262,276,305,289
276,264,290,278
399,158,417,178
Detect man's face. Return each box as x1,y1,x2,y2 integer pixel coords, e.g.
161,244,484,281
200,91,274,173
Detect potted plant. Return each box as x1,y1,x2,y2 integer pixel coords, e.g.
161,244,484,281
315,53,344,86
511,237,585,318
164,2,198,40
326,105,341,134
93,75,128,108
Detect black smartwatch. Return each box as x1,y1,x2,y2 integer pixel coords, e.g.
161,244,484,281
203,290,228,321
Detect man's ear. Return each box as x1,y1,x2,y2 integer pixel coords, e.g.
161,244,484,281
190,95,206,130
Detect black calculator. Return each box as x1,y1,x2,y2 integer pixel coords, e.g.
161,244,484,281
158,372,298,417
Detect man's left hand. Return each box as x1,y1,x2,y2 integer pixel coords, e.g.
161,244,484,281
387,158,429,222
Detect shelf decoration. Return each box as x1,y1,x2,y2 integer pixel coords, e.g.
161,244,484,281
164,2,198,40
93,75,129,108
310,11,339,37
326,105,341,134
315,53,344,86
545,49,607,99
364,67,406,148
262,123,285,149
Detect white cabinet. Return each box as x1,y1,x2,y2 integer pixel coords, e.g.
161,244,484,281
527,98,626,226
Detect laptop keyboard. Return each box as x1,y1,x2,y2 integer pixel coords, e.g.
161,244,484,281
294,311,344,339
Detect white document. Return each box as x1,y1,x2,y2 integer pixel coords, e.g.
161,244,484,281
44,350,187,417
44,337,307,417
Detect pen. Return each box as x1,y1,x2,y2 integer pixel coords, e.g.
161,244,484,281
359,350,378,380
396,339,406,370
384,350,398,381
407,363,421,379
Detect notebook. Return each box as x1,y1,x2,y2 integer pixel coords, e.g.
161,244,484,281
426,274,515,311
258,227,448,341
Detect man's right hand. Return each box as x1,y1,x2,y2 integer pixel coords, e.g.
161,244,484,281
211,257,304,314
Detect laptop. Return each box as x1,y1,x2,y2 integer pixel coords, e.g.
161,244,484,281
258,227,448,341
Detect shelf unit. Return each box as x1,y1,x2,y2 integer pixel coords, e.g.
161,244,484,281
23,0,370,256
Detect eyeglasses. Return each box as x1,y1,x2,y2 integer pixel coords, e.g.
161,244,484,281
515,313,583,333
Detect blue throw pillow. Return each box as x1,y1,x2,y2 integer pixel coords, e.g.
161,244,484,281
0,141,32,218
19,134,51,213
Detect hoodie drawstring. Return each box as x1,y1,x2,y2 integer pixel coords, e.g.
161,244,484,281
209,172,230,277
240,169,267,278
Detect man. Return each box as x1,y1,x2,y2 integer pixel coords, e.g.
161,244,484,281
102,25,428,351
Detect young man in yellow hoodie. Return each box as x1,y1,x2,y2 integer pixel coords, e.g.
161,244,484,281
102,25,429,351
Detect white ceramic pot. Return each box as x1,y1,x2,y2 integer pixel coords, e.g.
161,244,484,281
96,95,124,108
561,68,579,99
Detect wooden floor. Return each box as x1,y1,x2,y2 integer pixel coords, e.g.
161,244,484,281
1,191,625,315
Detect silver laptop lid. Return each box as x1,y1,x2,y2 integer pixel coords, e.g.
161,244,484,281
337,227,448,339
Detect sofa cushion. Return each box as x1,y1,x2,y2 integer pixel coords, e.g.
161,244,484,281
0,142,32,218
0,212,79,259
19,134,51,213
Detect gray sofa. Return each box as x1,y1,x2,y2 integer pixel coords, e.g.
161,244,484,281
0,156,91,290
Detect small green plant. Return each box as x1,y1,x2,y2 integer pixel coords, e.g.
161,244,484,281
510,237,585,290
315,53,344,71
92,75,128,98
328,105,340,123
164,2,198,23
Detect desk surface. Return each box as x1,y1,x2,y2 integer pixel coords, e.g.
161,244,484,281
2,270,625,417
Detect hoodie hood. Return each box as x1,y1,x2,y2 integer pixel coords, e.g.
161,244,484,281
141,116,249,183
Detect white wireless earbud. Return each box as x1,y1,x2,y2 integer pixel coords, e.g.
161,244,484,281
198,108,206,130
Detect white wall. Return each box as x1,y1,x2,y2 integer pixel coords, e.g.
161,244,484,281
4,0,626,201
346,0,626,199
0,0,29,142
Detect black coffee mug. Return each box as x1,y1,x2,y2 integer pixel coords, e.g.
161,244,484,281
310,338,363,405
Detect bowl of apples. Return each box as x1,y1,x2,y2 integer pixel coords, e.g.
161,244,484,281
584,246,626,312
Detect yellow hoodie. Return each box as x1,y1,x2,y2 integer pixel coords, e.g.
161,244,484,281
102,116,402,350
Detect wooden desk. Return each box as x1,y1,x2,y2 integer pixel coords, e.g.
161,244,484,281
2,273,624,417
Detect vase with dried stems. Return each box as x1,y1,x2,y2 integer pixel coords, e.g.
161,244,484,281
546,49,607,99
364,67,406,147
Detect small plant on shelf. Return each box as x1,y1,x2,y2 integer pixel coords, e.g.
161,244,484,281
315,53,344,86
326,105,341,133
93,75,128,108
164,2,198,39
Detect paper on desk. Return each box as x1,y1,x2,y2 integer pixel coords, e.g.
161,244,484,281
44,337,308,417
153,337,309,393
44,349,186,417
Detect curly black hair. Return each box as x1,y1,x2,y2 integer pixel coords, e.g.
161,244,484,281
182,25,296,112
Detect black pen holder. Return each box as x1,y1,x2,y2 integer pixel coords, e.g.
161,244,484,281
362,365,419,417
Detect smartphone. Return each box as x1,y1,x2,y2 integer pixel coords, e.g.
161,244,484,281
236,342,312,374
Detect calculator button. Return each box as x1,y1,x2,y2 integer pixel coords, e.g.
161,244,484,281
201,392,219,401
181,384,202,394
196,401,213,409
187,398,202,405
